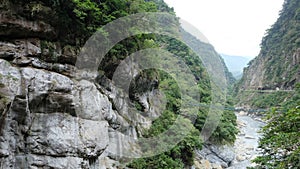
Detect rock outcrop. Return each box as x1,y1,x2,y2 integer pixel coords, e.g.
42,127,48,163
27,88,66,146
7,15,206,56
0,51,163,168
0,0,239,168
0,28,169,166
196,144,235,168
237,0,300,91
235,0,300,107
0,3,164,167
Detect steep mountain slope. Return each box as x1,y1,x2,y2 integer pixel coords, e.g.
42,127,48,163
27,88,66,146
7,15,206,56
235,0,300,108
180,27,236,86
221,54,251,79
180,19,210,44
0,0,238,168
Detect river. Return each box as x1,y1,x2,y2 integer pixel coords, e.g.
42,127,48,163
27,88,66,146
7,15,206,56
228,112,265,169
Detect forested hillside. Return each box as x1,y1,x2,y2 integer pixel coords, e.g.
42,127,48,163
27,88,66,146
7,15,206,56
233,0,300,168
181,28,236,86
235,0,300,108
252,84,300,168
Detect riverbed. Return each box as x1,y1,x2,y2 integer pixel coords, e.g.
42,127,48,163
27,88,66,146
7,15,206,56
224,113,265,169
228,113,265,169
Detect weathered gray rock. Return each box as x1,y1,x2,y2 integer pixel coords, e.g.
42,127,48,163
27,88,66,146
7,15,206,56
0,38,77,67
0,59,22,98
27,155,85,169
0,14,56,39
28,113,108,157
0,58,112,168
196,144,235,168
74,80,113,121
99,156,121,169
0,1,173,167
0,39,40,61
135,89,166,120
230,113,265,168
0,53,168,168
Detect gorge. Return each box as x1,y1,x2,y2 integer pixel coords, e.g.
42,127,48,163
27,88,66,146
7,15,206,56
0,0,299,169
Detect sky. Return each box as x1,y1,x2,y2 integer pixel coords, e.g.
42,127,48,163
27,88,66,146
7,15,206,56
164,0,284,58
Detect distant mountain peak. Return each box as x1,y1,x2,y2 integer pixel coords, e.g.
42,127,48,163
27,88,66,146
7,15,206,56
220,54,251,79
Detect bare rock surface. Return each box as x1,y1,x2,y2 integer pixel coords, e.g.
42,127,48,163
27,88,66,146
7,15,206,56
0,56,163,168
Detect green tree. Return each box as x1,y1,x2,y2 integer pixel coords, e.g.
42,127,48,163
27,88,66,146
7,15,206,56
253,84,300,168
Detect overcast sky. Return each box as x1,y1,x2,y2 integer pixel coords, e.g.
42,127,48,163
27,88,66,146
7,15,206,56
164,0,284,58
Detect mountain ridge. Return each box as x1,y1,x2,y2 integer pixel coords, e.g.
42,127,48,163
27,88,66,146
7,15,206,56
235,0,300,108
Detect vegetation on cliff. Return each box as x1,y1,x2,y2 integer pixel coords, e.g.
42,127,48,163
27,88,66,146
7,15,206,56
235,0,300,108
1,0,238,168
127,34,238,167
3,0,159,44
232,0,300,168
252,84,300,168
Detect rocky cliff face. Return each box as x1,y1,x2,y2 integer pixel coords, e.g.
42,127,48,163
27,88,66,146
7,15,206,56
240,48,300,91
0,4,165,169
0,0,239,168
235,0,300,107
238,0,300,91
0,56,162,168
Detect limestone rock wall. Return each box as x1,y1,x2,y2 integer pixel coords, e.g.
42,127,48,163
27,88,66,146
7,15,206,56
0,51,162,168
0,5,163,168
